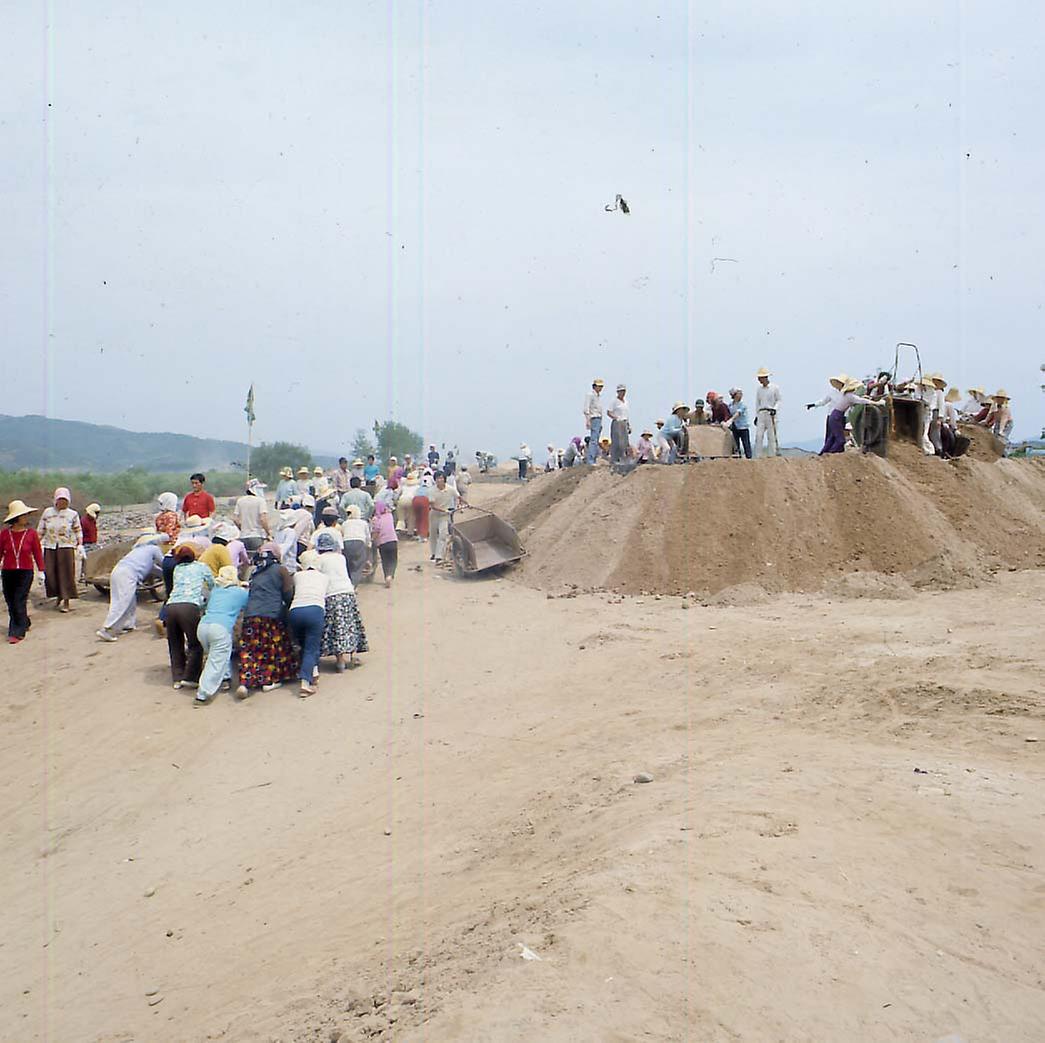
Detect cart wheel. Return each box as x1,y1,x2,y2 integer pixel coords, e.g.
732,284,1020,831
451,537,469,577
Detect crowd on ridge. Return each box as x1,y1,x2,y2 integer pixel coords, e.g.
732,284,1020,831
514,368,1017,476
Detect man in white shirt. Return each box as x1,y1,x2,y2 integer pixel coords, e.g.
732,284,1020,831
233,480,271,552
606,383,631,463
582,378,605,464
753,367,782,457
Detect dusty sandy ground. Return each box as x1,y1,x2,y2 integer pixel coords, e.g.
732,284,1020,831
2,491,1043,1041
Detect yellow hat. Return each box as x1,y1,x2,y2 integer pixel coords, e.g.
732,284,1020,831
828,373,849,389
992,388,1010,401
966,386,985,397
945,387,961,402
3,499,36,524
592,378,605,387
756,367,771,378
842,378,864,393
918,376,937,389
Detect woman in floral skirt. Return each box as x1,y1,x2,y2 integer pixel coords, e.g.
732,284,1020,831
236,542,298,697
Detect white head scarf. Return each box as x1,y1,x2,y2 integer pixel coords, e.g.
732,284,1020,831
157,492,179,512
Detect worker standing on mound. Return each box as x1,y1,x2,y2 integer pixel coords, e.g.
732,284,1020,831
753,368,782,457
808,375,876,455
607,383,631,463
583,378,605,464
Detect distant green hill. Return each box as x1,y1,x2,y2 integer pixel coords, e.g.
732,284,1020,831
0,414,252,473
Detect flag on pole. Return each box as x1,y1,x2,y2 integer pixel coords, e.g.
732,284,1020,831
244,384,256,424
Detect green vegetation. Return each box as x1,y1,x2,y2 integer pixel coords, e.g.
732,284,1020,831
351,428,377,461
247,442,314,486
374,420,423,465
0,468,244,509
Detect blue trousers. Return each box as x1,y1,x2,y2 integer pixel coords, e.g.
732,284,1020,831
197,621,233,698
586,416,602,463
289,605,324,682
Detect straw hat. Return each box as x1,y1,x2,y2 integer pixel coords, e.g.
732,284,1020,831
4,500,36,524
172,542,200,559
84,503,101,518
966,386,985,397
345,504,362,520
592,378,605,387
671,401,689,413
828,374,849,390
183,514,206,530
134,529,171,547
945,387,962,403
351,458,364,467
918,376,937,389
992,388,1010,402
843,378,864,394
755,367,771,378
215,565,242,588
930,373,947,387
641,428,653,437
313,466,324,476
297,466,310,476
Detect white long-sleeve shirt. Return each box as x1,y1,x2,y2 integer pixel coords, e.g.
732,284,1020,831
582,390,603,420
755,383,782,411
814,389,875,411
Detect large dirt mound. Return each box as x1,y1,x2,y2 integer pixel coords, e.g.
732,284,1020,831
494,437,1045,597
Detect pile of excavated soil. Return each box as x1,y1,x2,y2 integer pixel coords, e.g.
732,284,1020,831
495,433,1045,597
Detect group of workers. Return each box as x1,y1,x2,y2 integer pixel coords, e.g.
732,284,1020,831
522,367,1018,473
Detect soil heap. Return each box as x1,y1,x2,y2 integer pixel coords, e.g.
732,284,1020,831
494,431,1045,599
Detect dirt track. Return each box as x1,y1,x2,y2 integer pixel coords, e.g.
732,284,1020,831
2,499,1043,1040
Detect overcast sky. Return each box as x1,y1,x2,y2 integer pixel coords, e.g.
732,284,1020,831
3,1,1043,457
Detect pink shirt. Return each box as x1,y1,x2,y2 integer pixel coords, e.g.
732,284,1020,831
371,512,398,546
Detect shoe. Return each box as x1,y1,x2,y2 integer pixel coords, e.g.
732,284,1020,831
172,681,183,690
193,692,216,706
220,680,232,692
153,619,166,638
299,682,316,697
261,682,282,692
235,685,249,699
96,629,118,643
182,681,198,689
121,625,136,633
8,636,22,644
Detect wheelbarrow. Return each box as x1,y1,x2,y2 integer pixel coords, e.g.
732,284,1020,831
448,505,526,576
84,540,166,600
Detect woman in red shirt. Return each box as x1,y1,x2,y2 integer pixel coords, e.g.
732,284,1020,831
1,500,45,643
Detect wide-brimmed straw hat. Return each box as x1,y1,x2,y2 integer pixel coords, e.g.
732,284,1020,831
313,466,324,475
918,376,937,389
828,374,849,389
930,373,947,387
755,367,771,378
966,386,986,397
992,388,1010,401
215,565,242,587
945,387,962,402
843,378,864,393
352,458,364,467
4,500,36,524
135,529,171,547
182,515,206,530
592,378,605,387
671,401,689,413
297,466,310,476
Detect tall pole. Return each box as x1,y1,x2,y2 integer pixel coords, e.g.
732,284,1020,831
247,419,253,480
